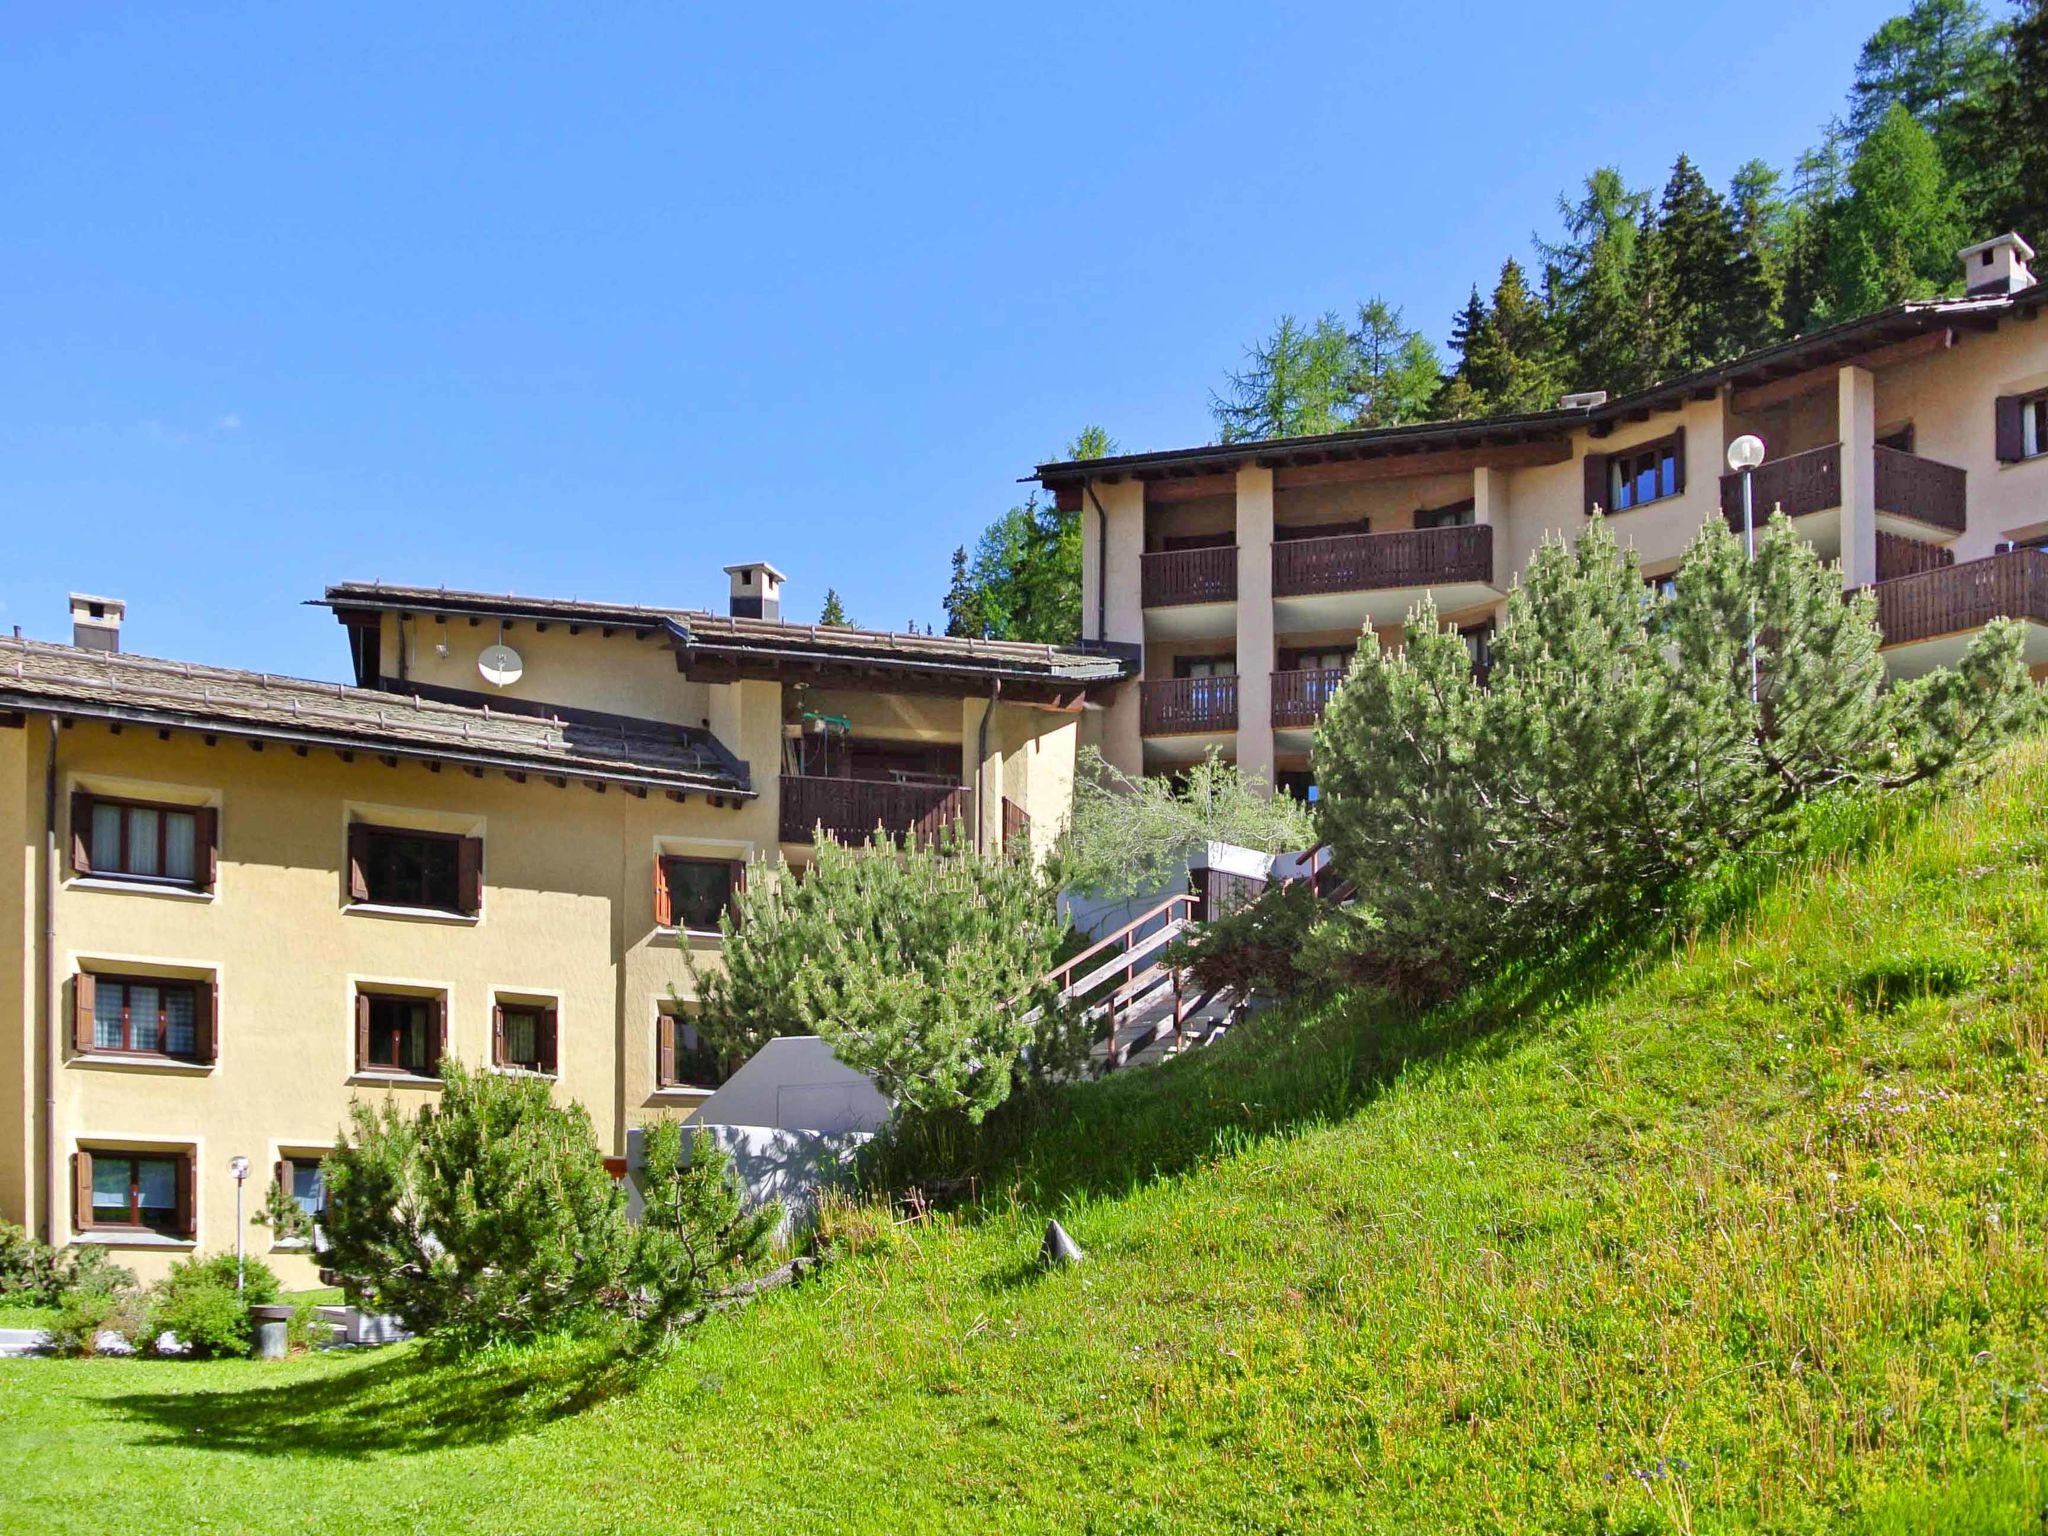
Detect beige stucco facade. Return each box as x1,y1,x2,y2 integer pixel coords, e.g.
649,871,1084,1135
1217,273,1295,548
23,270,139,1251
1074,286,2048,788
0,589,1112,1282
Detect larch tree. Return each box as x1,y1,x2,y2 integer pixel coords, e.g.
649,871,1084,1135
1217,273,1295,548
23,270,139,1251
1825,102,1965,315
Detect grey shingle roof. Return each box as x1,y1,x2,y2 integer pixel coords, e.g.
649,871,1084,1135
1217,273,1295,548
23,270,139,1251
0,636,750,795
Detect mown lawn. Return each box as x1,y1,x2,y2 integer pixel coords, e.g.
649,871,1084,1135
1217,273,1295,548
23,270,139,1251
5,746,2048,1533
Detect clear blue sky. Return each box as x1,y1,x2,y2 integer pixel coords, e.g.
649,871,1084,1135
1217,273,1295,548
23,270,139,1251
2,1,1901,680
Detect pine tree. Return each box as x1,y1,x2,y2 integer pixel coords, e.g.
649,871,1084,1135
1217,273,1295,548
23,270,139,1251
942,546,981,638
1211,313,1361,441
1849,0,2001,144
819,589,849,627
1825,102,1965,316
1983,0,2048,244
1461,259,1564,414
1648,154,1745,373
1541,167,1656,395
1726,160,1787,355
1430,287,1495,418
1351,298,1443,426
1781,123,1851,332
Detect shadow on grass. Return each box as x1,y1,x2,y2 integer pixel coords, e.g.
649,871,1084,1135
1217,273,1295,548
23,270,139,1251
100,1328,658,1458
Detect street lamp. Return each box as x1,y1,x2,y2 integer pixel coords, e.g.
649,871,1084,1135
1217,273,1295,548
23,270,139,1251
227,1156,250,1292
1726,435,1767,702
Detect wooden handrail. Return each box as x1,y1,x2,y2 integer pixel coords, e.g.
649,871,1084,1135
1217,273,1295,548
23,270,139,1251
1140,675,1238,736
1720,441,1841,525
1046,892,1199,995
778,775,969,845
1271,524,1493,598
1141,545,1237,607
1271,667,1347,728
1875,547,2048,647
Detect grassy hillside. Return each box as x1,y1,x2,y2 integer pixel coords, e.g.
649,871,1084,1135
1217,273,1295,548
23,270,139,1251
6,746,2048,1533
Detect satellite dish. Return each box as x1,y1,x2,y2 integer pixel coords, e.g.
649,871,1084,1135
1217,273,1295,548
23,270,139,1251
477,644,524,688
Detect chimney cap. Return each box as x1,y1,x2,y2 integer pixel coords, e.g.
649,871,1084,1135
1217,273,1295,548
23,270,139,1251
1958,231,2035,263
1559,389,1609,409
722,561,787,585
1959,232,2037,296
67,592,127,618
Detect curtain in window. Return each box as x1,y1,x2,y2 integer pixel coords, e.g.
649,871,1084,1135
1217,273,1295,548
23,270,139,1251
506,1012,537,1064
162,989,196,1056
127,808,160,877
135,1159,176,1215
91,1158,130,1217
90,803,123,869
163,813,196,883
93,987,126,1050
127,983,161,1053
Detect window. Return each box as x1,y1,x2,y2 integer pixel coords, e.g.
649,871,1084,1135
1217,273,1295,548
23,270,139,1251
2025,394,2048,459
1173,655,1236,678
74,973,214,1062
1275,770,1318,804
656,856,743,933
1273,518,1370,541
493,1001,559,1075
656,1012,733,1090
274,1157,326,1227
1281,648,1350,673
1414,499,1476,529
1461,622,1495,684
347,823,481,914
355,991,444,1076
1610,440,1681,510
76,1148,191,1237
70,792,215,890
1996,392,2048,462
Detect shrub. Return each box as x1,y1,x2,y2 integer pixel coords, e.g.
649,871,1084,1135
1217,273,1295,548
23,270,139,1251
1312,513,2041,997
319,1060,633,1345
282,1298,328,1355
1166,879,1329,1000
1056,748,1314,901
147,1253,282,1358
47,1286,146,1358
693,826,1065,1122
0,1220,136,1304
628,1122,780,1333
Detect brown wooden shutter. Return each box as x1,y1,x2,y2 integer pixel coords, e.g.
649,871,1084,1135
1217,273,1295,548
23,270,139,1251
430,995,448,1071
275,1158,293,1195
653,856,673,929
354,991,371,1071
176,1153,196,1239
656,1013,677,1088
346,822,369,902
1669,427,1687,493
193,981,216,1063
727,860,747,928
458,837,483,915
72,972,96,1054
491,1004,506,1066
1583,451,1609,515
1996,395,2025,461
72,1150,92,1231
70,791,93,874
540,1009,558,1076
194,805,219,891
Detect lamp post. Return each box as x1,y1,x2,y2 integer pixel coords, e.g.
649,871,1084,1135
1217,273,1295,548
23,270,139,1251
227,1156,250,1292
1726,435,1767,703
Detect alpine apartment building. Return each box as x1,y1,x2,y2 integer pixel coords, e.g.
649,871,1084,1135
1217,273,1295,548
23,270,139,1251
1040,234,2048,796
0,564,1126,1280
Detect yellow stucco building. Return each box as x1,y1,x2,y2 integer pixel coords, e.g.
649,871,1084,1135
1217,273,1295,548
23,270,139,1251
0,564,1127,1281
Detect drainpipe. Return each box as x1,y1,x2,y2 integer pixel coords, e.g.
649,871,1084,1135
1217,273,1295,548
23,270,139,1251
975,678,1001,853
40,720,59,1245
1084,479,1110,645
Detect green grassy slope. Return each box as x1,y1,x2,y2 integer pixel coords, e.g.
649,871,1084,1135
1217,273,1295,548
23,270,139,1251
6,747,2048,1534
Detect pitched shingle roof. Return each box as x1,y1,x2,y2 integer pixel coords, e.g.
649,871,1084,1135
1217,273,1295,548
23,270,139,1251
0,636,750,796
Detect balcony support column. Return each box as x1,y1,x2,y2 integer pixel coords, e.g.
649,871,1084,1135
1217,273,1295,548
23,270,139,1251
1091,479,1146,776
1839,365,1879,589
1234,465,1276,794
1472,465,1506,526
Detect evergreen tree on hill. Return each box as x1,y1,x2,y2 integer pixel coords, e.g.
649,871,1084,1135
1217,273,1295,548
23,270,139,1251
1210,313,1359,441
1351,298,1443,427
1780,125,1851,333
1726,159,1788,355
1849,0,2002,144
819,589,850,627
1825,102,1966,316
1459,259,1565,415
1980,0,2048,246
1649,154,1746,373
1540,168,1657,397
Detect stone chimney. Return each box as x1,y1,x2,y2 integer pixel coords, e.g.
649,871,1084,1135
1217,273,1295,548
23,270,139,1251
723,562,786,622
1960,232,2036,296
67,593,125,653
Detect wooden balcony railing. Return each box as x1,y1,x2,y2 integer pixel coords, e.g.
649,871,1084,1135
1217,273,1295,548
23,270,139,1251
1875,548,2048,648
1142,545,1237,607
1271,668,1347,728
1002,796,1030,848
1720,441,1841,527
1720,442,1967,534
779,775,969,845
1271,524,1494,598
1876,530,1955,582
1140,675,1238,736
1874,445,1967,532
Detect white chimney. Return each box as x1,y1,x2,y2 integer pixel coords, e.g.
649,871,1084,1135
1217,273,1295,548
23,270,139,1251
1959,232,2036,296
1559,390,1609,409
723,562,786,621
67,593,125,653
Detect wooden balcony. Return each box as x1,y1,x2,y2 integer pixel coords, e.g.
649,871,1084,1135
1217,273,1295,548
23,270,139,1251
1720,441,1839,526
1142,545,1236,608
1875,548,2048,648
1271,524,1494,598
1719,441,1966,533
1874,445,1967,532
1140,675,1238,736
1271,668,1347,729
779,775,969,845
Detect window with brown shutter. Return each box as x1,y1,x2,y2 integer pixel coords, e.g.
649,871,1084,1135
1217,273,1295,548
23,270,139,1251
76,1146,194,1236
346,824,480,915
68,792,215,890
1604,431,1685,511
1583,451,1609,514
494,1000,556,1075
659,857,743,933
656,1012,677,1088
73,972,214,1063
656,1008,733,1090
356,990,445,1077
1996,391,2048,461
